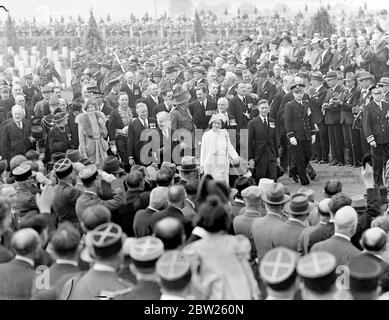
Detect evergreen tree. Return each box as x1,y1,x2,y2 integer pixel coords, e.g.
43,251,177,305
305,4,308,12
224,8,228,15
83,8,104,53
364,2,367,10
192,10,205,42
107,13,111,22
32,16,36,24
308,7,335,37
50,15,53,24
327,4,331,11
237,8,241,16
77,14,83,24
242,12,248,19
4,14,18,49
60,15,64,24
254,7,258,14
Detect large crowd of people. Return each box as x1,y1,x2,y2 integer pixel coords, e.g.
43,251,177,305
0,8,389,300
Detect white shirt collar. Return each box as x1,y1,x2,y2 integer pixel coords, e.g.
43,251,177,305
316,84,323,93
334,232,351,242
289,218,306,227
56,259,79,267
93,263,116,272
234,198,245,204
147,206,159,212
191,226,208,239
186,198,196,209
15,255,35,268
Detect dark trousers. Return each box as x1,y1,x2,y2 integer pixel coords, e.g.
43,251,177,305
116,136,129,165
360,127,370,157
253,149,277,184
318,123,329,162
351,128,363,165
373,143,389,186
290,140,312,185
328,124,344,164
279,133,289,171
342,124,355,165
312,130,322,160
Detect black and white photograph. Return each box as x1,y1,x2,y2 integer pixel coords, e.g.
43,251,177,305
0,0,388,304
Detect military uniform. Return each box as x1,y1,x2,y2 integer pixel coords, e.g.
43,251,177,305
285,94,316,185
363,99,389,186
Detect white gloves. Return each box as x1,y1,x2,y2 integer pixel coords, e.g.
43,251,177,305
370,141,377,148
311,135,316,144
111,145,117,155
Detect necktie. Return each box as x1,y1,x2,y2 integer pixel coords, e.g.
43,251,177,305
264,117,267,126
163,129,169,139
243,96,246,105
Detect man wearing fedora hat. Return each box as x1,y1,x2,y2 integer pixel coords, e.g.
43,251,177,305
160,65,183,93
271,193,314,252
251,182,290,263
378,77,389,103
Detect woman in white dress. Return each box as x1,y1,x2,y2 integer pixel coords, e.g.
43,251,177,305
200,113,240,184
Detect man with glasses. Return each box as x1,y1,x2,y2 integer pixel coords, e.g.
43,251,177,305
284,81,316,186
363,86,389,186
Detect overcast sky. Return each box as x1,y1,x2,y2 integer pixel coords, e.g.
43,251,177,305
0,0,388,22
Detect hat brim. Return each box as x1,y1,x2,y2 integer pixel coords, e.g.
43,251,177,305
262,194,291,205
177,165,200,172
284,202,315,215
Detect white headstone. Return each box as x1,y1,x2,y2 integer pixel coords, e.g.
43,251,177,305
18,61,25,77
0,55,3,68
22,50,29,67
13,55,20,68
46,47,52,61
62,47,68,59
7,47,13,55
52,51,59,64
65,69,72,88
69,51,75,63
31,46,37,55
30,55,37,71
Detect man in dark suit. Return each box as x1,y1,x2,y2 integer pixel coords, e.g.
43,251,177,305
284,82,316,186
340,73,361,166
363,86,389,186
311,205,361,267
150,185,193,238
120,71,142,110
128,102,157,166
152,111,173,165
189,85,217,130
22,73,39,110
159,65,184,93
190,66,208,99
153,89,173,118
1,105,33,169
144,83,163,116
0,228,41,299
309,71,328,163
320,38,334,74
248,100,279,183
255,69,277,105
228,82,253,130
133,187,168,238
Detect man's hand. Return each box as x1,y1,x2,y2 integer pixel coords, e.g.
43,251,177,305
370,141,377,148
111,145,117,155
248,159,255,169
311,135,316,144
36,184,55,213
128,158,135,166
276,158,280,166
361,162,374,189
289,137,297,146
29,136,35,143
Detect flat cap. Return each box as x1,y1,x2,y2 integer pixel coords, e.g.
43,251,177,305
129,236,164,269
79,164,98,181
297,251,337,293
156,250,192,291
349,255,382,292
54,158,73,178
12,164,32,181
193,66,207,75
241,186,263,200
325,71,338,80
91,222,123,258
260,247,298,290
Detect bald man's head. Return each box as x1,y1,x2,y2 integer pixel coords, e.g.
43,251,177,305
361,227,387,253
168,185,186,208
11,228,40,256
334,206,358,237
153,217,185,250
318,198,331,217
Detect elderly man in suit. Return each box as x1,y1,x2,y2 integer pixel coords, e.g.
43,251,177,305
152,111,173,165
248,99,279,183
153,89,173,118
255,69,277,105
120,71,142,110
1,104,33,169
0,228,41,299
228,82,254,130
251,182,290,263
128,102,157,166
271,193,313,252
189,85,217,131
144,83,163,116
311,205,361,267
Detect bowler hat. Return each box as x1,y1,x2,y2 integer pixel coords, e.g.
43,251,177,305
378,77,389,86
262,182,290,205
102,156,124,174
310,71,324,81
31,125,44,140
325,71,338,81
193,66,207,75
165,65,178,74
344,72,356,82
284,193,315,215
358,71,373,81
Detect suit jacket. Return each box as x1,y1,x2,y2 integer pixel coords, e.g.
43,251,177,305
22,85,39,109
220,84,237,99
144,95,163,116
251,212,285,263
363,100,389,145
52,181,83,225
0,243,13,263
228,95,252,130
255,80,277,105
311,234,361,266
127,117,157,165
297,223,325,255
189,98,217,130
0,258,35,300
120,83,142,109
324,86,344,125
271,219,306,252
159,77,184,93
1,119,33,165
355,45,375,73
340,86,360,125
133,207,159,238
123,280,161,300
153,101,172,118
320,48,334,74
170,106,195,133
371,40,389,79
284,99,315,141
107,108,131,142
151,127,173,165
150,206,193,238
309,85,328,124
307,222,334,250
248,116,279,162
